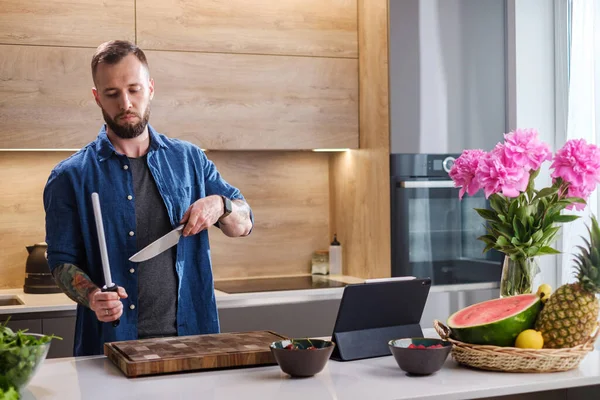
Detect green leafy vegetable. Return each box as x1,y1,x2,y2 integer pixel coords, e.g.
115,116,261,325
0,386,19,400
0,319,61,395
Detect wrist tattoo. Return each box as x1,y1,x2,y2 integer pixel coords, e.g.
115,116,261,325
52,263,99,308
232,199,251,222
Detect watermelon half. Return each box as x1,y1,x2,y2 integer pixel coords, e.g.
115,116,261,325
447,294,542,347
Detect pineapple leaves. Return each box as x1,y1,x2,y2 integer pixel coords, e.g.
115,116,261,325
571,215,600,294
592,216,600,244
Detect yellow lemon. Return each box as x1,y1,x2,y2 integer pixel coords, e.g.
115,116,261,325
537,283,553,303
515,329,544,349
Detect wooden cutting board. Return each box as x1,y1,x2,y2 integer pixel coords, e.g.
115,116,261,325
104,330,287,378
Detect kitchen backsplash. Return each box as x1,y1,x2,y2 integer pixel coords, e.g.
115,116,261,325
0,150,331,289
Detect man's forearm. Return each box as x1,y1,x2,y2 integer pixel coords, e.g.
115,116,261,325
219,199,252,237
52,263,99,308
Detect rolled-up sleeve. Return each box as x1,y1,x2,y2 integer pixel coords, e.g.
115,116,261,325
43,169,85,271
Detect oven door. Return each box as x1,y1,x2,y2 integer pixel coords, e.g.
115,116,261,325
391,179,503,285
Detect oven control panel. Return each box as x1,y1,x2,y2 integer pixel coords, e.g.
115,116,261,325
390,153,461,179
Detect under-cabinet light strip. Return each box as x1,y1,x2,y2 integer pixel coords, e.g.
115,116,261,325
312,148,350,152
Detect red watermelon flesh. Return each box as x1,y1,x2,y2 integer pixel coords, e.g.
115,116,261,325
447,294,542,347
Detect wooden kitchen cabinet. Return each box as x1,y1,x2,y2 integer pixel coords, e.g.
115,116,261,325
137,0,357,58
0,0,134,47
0,45,102,149
146,51,359,150
0,45,358,150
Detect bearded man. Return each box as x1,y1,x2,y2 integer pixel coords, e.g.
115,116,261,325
43,40,253,356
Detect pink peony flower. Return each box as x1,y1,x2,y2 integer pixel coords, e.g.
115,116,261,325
503,128,552,171
490,142,512,165
564,185,592,210
449,149,486,199
476,146,529,198
551,138,600,197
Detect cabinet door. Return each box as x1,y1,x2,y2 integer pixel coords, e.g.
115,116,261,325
0,318,42,335
42,317,76,359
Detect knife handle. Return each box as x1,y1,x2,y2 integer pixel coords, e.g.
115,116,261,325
102,284,121,328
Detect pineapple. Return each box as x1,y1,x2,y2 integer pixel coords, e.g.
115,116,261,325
535,215,600,348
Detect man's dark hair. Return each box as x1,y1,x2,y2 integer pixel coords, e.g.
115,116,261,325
91,40,149,84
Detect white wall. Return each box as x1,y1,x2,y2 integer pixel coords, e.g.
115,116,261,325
507,0,558,290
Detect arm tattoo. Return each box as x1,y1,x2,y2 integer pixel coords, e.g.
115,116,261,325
52,263,99,308
232,199,251,223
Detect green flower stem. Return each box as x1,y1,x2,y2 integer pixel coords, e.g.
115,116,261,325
500,257,540,297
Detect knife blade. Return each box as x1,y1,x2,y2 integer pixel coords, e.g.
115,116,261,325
129,224,184,262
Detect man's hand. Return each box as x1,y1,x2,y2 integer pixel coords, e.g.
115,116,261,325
88,286,128,323
180,195,222,236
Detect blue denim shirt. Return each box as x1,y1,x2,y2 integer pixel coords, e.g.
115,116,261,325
43,125,251,356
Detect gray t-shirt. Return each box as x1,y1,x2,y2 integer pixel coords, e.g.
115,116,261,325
129,155,178,339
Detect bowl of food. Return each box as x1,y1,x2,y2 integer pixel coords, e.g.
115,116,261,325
270,338,335,377
388,338,451,376
0,322,58,393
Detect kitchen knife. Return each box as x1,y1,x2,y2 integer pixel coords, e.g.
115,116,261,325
91,192,120,328
128,224,184,262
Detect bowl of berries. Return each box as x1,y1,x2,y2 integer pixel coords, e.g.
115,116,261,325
388,338,452,376
270,338,335,377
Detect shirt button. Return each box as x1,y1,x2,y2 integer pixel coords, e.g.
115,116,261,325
127,195,133,201
123,165,129,170
129,231,135,237
130,304,136,310
129,268,135,274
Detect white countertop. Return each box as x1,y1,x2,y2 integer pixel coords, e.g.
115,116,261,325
19,329,600,400
0,289,76,314
0,276,362,314
0,276,500,314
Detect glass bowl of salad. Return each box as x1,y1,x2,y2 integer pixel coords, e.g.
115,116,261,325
0,323,58,393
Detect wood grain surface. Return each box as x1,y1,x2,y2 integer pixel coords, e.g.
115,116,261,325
0,150,331,287
0,0,134,47
0,45,102,149
329,0,391,279
207,151,331,279
104,330,287,377
146,50,358,150
136,0,357,58
0,46,358,150
0,151,73,289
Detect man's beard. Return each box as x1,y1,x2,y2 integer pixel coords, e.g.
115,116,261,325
102,105,151,139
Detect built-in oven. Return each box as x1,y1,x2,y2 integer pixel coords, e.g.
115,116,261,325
390,154,503,285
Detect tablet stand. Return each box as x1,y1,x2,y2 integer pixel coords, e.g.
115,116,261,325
330,278,431,361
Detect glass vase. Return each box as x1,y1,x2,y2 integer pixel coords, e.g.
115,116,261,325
499,256,541,298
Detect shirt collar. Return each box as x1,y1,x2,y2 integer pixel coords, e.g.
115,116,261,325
96,124,167,162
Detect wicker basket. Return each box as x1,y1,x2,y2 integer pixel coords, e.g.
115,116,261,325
433,320,599,373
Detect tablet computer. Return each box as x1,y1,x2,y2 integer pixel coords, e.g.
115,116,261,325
330,277,431,361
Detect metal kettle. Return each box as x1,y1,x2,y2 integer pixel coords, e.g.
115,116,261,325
24,242,62,294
